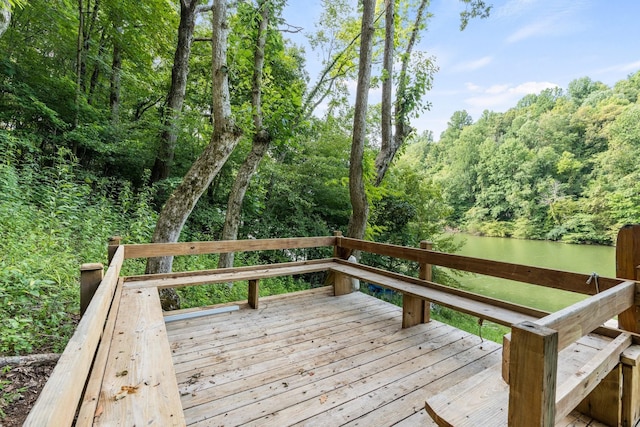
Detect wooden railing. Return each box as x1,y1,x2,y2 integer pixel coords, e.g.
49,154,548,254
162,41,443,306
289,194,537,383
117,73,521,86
25,225,640,426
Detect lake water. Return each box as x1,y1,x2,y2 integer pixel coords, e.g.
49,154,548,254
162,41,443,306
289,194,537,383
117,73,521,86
446,234,616,312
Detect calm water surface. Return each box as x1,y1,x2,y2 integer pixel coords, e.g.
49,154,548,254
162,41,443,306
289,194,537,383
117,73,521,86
447,234,616,312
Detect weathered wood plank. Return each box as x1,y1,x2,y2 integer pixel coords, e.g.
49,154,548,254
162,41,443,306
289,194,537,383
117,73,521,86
94,287,185,426
189,332,488,426
124,260,336,290
616,224,640,333
76,278,124,426
330,262,546,327
123,236,336,259
334,260,549,320
425,363,508,427
24,246,124,427
248,279,259,308
508,321,558,427
339,237,622,294
535,281,635,351
555,332,631,423
341,347,500,427
622,345,640,427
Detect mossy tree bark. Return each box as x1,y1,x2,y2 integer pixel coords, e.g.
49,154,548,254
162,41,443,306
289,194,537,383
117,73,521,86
147,0,242,310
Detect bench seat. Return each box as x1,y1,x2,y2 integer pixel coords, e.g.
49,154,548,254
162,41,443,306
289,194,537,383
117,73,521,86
328,261,548,327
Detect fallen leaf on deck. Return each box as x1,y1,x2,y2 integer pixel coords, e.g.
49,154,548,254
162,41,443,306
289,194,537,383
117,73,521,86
319,394,328,404
121,385,139,394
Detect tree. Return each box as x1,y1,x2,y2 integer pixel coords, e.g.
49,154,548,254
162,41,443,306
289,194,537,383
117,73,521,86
217,0,271,269
346,0,375,240
147,0,243,309
150,0,203,183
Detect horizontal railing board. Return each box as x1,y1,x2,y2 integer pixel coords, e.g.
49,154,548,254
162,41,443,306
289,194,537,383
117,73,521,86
554,332,632,423
24,246,124,427
329,263,544,327
124,260,336,290
534,281,637,351
123,236,336,260
125,258,333,282
333,259,549,320
338,237,622,295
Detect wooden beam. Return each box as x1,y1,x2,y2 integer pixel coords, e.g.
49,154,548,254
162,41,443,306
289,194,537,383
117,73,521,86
123,260,336,290
419,240,432,323
339,237,622,294
333,271,352,296
80,263,103,316
622,345,640,427
123,236,336,260
93,287,185,426
108,236,122,264
555,333,631,423
248,279,259,309
616,224,640,333
332,260,549,321
24,246,124,426
534,281,635,351
508,321,558,427
402,293,425,328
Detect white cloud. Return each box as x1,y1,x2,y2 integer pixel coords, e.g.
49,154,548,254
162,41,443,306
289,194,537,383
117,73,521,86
596,60,640,75
495,0,537,19
504,0,588,43
507,17,560,43
453,56,493,72
464,81,559,110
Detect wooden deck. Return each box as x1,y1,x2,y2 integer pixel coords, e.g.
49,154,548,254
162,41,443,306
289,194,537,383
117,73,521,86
24,231,640,426
164,287,607,426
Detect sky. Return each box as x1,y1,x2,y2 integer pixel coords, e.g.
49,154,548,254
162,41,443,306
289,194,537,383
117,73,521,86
281,0,640,140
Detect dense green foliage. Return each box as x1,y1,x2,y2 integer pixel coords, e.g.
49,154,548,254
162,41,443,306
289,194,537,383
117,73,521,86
407,74,640,244
2,0,638,360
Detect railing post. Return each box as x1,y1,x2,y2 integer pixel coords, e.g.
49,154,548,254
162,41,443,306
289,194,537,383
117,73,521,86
616,225,640,333
248,279,259,309
618,227,640,427
419,240,432,323
508,321,558,427
108,235,122,265
80,263,104,316
332,230,353,296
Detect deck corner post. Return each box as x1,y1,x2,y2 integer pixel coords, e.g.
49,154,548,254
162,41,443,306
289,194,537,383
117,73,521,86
419,240,433,323
248,279,259,309
108,235,122,265
331,230,353,296
622,347,640,427
80,263,104,316
508,321,558,427
616,224,640,333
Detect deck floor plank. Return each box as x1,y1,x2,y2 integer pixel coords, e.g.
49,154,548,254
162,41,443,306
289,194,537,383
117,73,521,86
165,289,608,426
168,290,505,426
172,303,402,374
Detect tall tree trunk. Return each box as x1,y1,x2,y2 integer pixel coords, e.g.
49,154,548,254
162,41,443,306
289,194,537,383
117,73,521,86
109,39,121,124
378,0,394,180
346,0,375,240
374,0,428,186
74,0,84,131
147,0,242,309
150,0,201,183
80,0,100,93
217,0,270,269
88,29,107,105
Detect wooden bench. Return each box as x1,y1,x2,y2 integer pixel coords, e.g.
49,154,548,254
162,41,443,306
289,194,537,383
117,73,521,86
328,259,549,328
425,280,640,427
